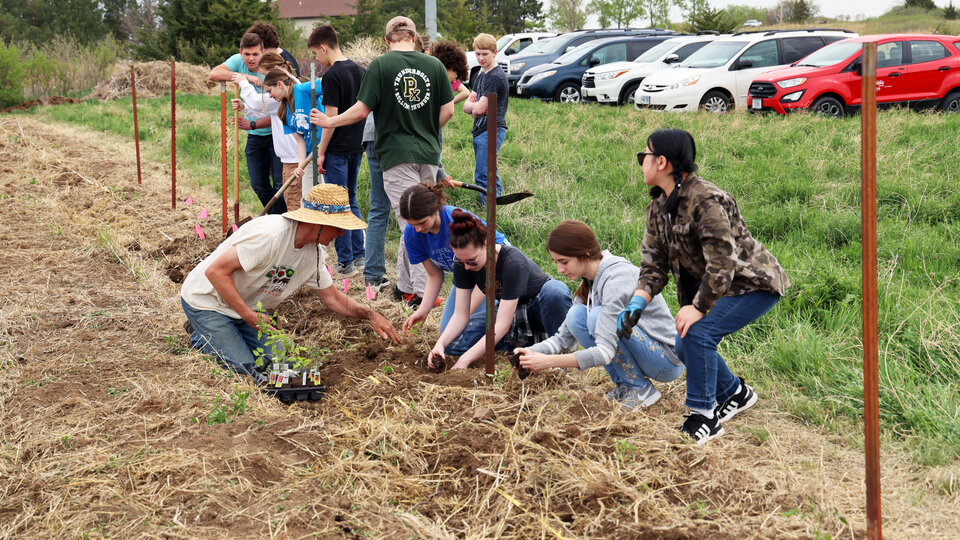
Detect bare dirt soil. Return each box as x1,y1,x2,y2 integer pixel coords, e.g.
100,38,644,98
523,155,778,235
1,115,958,538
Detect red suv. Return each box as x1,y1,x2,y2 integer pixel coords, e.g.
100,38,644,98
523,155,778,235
748,34,960,116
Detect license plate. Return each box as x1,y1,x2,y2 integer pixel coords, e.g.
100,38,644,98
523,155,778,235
517,87,522,95
751,98,762,110
638,95,650,105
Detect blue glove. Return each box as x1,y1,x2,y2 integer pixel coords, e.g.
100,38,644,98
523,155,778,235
616,295,648,340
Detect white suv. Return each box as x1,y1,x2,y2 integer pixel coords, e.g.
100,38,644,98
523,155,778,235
466,32,556,86
634,29,855,112
581,35,719,105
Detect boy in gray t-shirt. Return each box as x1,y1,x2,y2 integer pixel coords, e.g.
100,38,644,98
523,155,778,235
463,33,509,198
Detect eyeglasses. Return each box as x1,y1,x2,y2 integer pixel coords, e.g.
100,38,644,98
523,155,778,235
636,151,659,165
454,254,482,268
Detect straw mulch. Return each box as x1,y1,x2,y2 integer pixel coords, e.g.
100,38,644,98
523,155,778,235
87,60,219,101
0,115,958,538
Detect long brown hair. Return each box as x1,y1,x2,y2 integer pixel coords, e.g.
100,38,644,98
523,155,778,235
449,208,486,249
263,66,301,125
546,220,602,303
399,183,447,221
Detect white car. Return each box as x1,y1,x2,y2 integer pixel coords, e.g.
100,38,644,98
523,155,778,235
581,35,719,105
743,20,762,27
634,29,855,112
466,32,556,86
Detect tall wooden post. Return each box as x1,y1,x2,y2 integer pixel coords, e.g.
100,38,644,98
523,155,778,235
860,41,882,540
171,60,177,209
131,66,142,185
311,63,318,194
220,82,228,235
484,92,498,376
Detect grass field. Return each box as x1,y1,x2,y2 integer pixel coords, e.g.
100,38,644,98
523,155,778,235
19,93,960,467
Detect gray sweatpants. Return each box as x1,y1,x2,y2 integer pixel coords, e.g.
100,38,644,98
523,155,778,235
382,162,439,295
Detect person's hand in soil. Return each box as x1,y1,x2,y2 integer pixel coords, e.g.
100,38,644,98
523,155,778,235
427,342,446,370
230,98,244,112
369,311,400,343
403,311,428,334
514,347,579,371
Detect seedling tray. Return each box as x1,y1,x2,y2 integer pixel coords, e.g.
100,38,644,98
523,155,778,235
261,384,326,403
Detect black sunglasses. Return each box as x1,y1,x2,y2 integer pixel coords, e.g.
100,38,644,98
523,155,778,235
636,151,659,165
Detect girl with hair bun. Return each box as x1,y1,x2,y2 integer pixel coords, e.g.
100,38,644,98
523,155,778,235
427,210,572,370
398,183,507,349
232,53,306,210
515,220,682,411
619,128,789,444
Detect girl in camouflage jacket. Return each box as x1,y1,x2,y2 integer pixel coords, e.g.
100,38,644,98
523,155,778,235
617,129,789,444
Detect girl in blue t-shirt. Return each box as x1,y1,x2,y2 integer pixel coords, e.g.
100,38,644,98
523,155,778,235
262,68,325,204
399,184,506,352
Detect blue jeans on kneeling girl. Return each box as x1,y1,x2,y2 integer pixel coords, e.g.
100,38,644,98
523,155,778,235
567,304,683,390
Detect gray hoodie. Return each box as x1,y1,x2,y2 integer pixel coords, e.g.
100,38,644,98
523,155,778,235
529,251,680,369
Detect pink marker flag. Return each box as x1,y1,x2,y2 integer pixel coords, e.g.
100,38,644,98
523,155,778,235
184,195,193,205
198,208,208,219
194,224,205,239
342,278,349,293
232,224,238,233
366,284,376,301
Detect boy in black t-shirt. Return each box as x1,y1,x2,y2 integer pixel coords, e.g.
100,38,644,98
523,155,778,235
308,24,368,277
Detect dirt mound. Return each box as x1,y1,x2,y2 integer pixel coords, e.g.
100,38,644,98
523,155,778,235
0,96,84,113
87,61,219,101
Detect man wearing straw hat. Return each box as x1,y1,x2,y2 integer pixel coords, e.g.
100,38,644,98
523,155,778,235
181,185,400,384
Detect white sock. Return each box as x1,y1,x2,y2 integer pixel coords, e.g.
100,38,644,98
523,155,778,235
691,407,714,419
733,382,742,395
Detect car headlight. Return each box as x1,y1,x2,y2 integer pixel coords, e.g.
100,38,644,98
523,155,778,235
780,90,805,103
776,77,807,89
596,70,629,81
510,62,526,71
527,70,556,84
667,75,700,90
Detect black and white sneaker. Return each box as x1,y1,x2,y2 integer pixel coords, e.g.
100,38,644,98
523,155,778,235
714,377,758,423
680,413,725,445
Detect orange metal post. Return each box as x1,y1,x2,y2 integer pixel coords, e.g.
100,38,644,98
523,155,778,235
131,67,142,185
484,92,498,376
171,60,177,209
860,41,882,540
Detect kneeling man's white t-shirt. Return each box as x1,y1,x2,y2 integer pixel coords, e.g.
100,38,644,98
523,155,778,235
181,215,332,318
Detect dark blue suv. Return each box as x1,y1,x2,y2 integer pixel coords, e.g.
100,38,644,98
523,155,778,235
516,36,674,102
500,28,675,92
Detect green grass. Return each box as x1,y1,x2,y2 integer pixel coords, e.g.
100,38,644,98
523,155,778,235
20,93,960,465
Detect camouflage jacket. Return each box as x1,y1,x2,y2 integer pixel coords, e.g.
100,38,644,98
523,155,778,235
638,176,789,313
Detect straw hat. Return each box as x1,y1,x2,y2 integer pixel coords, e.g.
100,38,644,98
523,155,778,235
283,184,367,230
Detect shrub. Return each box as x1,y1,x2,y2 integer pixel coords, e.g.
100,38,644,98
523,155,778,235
0,41,25,107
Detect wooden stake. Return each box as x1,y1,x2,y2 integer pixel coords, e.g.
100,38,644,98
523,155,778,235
234,85,240,224
220,81,228,235
310,63,318,193
131,66,142,185
860,40,882,540
171,60,176,209
484,92,498,376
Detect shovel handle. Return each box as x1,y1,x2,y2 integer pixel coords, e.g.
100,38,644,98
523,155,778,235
447,179,486,195
259,152,314,216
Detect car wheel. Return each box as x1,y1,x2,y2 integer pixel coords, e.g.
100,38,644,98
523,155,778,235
811,95,845,118
468,67,480,87
700,91,732,113
940,90,960,113
555,83,581,103
619,81,641,106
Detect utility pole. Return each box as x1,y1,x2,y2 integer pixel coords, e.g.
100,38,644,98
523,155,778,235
425,0,438,39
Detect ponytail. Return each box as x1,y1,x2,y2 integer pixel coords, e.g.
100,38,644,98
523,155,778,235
399,183,447,221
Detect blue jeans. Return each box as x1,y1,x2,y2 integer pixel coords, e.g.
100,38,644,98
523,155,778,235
444,279,571,356
363,141,389,283
246,133,285,215
324,152,365,265
676,291,780,410
441,287,489,356
181,298,277,381
567,304,683,390
472,126,506,196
